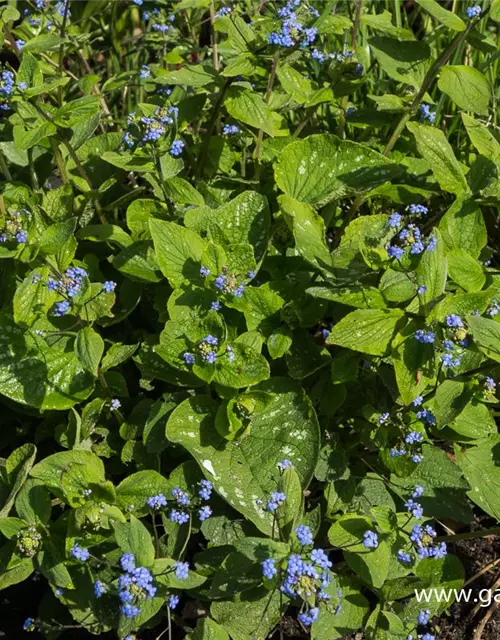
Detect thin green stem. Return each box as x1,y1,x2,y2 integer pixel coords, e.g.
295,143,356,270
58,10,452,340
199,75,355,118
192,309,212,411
437,527,500,543
178,513,192,560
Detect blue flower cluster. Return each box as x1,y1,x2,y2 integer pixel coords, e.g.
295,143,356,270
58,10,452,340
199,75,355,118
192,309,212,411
262,527,334,627
386,205,436,259
268,0,318,49
142,7,175,32
484,376,496,397
266,491,286,513
23,617,36,631
405,484,424,520
410,523,447,559
117,555,156,618
147,479,213,524
390,401,428,463
0,208,30,244
311,48,353,64
124,108,181,154
70,543,90,562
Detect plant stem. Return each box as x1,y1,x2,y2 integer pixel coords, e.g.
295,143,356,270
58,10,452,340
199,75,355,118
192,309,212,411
178,513,192,560
210,0,219,72
254,51,279,162
437,526,500,543
351,0,363,49
197,79,231,178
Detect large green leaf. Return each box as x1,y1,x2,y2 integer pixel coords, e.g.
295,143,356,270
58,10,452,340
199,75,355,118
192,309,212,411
327,309,405,356
225,87,282,136
455,440,500,521
467,315,500,362
149,219,206,287
439,197,487,259
274,134,400,206
369,37,430,88
0,314,94,410
166,379,320,534
407,122,468,194
438,65,490,115
416,0,466,31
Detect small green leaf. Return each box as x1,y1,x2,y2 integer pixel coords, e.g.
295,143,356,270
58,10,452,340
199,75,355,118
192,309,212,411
438,65,490,115
114,515,155,567
327,309,405,356
75,327,104,377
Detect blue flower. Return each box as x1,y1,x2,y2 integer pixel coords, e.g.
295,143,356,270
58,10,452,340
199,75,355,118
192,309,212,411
295,525,313,546
388,213,402,228
311,548,332,570
420,103,436,123
172,487,190,506
298,607,319,626
205,351,217,364
378,412,390,425
413,484,424,498
16,39,25,50
416,407,437,425
121,603,140,618
466,5,481,18
168,594,180,609
198,480,212,501
111,398,121,410
200,266,210,277
120,554,136,573
405,431,423,445
198,505,212,521
485,377,496,392
215,275,226,290
94,580,105,597
211,301,221,311
23,618,36,631
266,491,286,513
174,561,189,580
55,588,64,596
363,530,378,549
170,139,185,157
203,335,219,346
414,329,435,344
170,509,189,524
387,245,405,259
278,459,293,472
139,65,151,79
427,235,437,251
102,280,116,293
418,609,431,625
421,634,435,640
405,498,424,519
446,314,463,328
147,494,167,510
262,557,277,579
234,285,245,297
70,543,90,562
441,353,462,368
409,204,428,215
417,285,427,295
54,300,70,316
223,124,240,135
184,352,195,365
397,550,412,564
226,345,235,362
412,395,423,407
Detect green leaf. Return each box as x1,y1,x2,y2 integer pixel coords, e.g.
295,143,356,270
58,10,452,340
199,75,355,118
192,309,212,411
277,64,313,104
157,64,218,87
455,441,500,521
447,249,485,292
76,224,133,249
0,558,34,591
407,122,468,194
328,515,390,588
54,96,101,128
186,617,229,640
113,515,155,567
39,218,77,255
15,478,52,524
116,470,170,516
391,444,472,522
0,314,94,410
225,87,282,136
276,466,303,540
13,267,57,327
438,65,490,115
312,577,369,640
439,197,487,259
149,219,206,287
432,380,470,429
278,195,333,270
369,37,430,88
467,314,500,362
327,309,405,356
416,228,447,307
416,0,466,31
212,341,270,389
211,587,285,640
166,379,320,534
462,113,500,164
75,327,104,377
0,444,37,518
274,134,400,206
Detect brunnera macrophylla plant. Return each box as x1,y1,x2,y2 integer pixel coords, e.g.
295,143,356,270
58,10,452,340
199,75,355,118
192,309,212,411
0,0,500,639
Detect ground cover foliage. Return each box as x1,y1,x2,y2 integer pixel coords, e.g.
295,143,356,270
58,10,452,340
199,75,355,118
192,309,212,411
1,1,500,639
